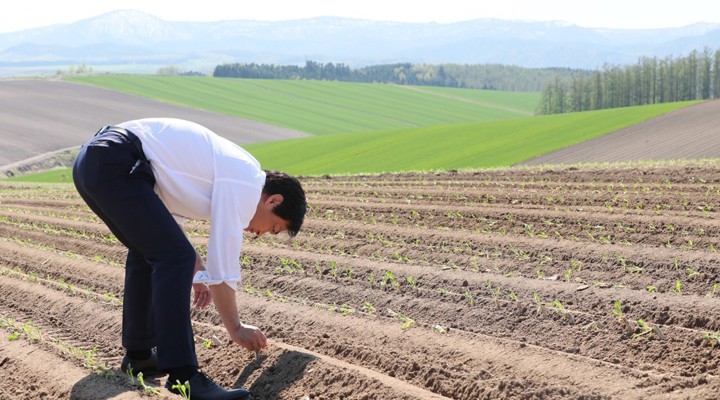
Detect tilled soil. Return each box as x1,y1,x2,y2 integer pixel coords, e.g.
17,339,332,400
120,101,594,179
1,161,720,399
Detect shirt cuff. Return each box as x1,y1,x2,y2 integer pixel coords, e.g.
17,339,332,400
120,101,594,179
193,270,239,290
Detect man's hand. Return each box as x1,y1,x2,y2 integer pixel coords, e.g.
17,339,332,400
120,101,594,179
209,283,267,352
230,323,267,352
192,282,212,309
191,249,212,309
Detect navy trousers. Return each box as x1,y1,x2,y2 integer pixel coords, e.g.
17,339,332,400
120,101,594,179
72,130,198,371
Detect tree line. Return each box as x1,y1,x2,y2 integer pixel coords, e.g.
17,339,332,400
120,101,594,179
537,47,720,115
213,61,582,92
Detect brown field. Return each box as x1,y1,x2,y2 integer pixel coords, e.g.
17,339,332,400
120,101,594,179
1,162,720,399
519,100,720,166
0,79,308,167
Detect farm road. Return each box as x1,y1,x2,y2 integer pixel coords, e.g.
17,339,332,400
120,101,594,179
0,79,309,167
519,99,720,166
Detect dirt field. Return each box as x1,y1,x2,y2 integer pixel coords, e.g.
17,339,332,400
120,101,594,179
1,162,720,399
0,79,308,168
519,100,720,166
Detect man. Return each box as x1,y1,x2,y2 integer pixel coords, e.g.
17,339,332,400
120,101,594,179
72,118,306,400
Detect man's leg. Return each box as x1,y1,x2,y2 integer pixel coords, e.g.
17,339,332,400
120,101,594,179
73,138,198,371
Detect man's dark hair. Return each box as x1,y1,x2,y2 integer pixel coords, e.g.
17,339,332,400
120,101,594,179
263,170,306,237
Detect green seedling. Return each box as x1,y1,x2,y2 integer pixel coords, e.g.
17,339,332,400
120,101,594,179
171,380,191,400
702,333,720,349
532,291,546,317
631,319,664,340
387,309,416,330
686,267,700,280
707,283,719,298
330,304,355,316
7,331,20,341
432,324,448,334
406,276,418,291
613,300,634,336
491,287,501,309
195,334,222,348
126,364,136,385
625,266,643,274
551,300,575,324
137,372,161,396
673,280,683,295
464,289,475,307
21,321,42,342
329,261,338,280
362,302,376,314
381,271,399,291
581,321,602,331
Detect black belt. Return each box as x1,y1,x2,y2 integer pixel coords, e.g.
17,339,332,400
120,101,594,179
94,125,149,163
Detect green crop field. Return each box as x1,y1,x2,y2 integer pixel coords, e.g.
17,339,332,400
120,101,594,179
7,169,74,183
245,101,696,175
67,76,539,135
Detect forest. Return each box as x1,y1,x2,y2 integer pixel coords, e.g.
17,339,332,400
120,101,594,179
213,47,720,115
536,47,720,114
213,61,581,92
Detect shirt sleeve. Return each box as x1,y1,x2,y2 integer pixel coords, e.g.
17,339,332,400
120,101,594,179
193,178,261,290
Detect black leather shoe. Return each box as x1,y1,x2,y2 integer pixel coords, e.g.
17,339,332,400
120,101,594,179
165,372,252,400
121,349,163,377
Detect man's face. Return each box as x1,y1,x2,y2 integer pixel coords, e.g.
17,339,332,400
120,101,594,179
245,193,290,238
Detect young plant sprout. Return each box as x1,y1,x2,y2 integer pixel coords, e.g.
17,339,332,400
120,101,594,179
329,261,338,280
171,380,191,400
137,372,161,396
126,364,136,385
581,321,602,331
613,300,634,336
702,333,720,349
631,319,656,340
707,283,719,298
432,324,448,334
406,276,417,291
464,289,475,306
491,287,501,309
673,280,683,295
551,300,575,324
387,309,415,330
195,334,223,348
532,291,546,317
362,302,377,314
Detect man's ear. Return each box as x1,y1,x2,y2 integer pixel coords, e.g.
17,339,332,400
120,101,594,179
265,193,284,207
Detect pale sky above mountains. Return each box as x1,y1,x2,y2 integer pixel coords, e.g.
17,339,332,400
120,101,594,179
1,0,717,33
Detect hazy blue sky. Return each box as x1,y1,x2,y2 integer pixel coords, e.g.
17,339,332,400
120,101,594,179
1,0,717,33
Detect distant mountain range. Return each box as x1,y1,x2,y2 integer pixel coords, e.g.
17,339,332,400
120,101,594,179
1,10,719,76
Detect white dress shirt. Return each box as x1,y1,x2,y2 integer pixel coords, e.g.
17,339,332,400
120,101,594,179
119,118,265,290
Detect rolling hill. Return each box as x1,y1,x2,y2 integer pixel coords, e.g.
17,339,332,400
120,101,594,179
1,77,717,178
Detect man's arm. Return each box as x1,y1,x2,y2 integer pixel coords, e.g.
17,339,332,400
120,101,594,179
209,283,267,352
